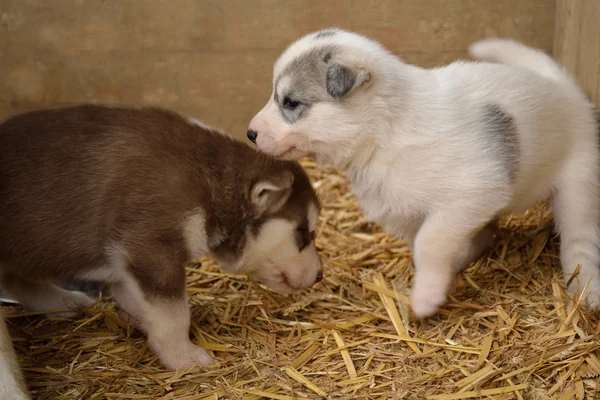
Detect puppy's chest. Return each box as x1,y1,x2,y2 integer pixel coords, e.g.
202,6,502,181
347,166,425,228
182,210,220,259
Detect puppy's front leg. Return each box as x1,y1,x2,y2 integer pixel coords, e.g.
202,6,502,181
411,211,495,318
111,276,212,369
108,244,212,370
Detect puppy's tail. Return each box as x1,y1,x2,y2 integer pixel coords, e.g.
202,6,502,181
469,38,575,86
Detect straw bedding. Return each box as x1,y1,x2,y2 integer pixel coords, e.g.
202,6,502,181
4,159,600,400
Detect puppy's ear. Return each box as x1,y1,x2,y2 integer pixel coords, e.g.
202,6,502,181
250,170,294,215
326,62,370,99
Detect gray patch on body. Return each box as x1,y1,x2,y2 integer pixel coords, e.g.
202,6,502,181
275,45,341,124
481,104,520,182
314,28,338,40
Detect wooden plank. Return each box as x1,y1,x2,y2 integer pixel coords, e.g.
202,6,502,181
0,0,555,140
0,0,555,53
554,0,600,106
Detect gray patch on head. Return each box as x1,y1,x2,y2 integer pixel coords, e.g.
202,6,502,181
481,104,520,182
314,28,338,40
326,63,356,98
275,45,342,124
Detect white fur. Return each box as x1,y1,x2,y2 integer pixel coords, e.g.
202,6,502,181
240,218,322,293
468,38,577,86
0,311,31,400
249,29,600,318
182,210,210,259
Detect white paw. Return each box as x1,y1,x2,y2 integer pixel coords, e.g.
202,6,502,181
410,286,448,319
159,343,213,370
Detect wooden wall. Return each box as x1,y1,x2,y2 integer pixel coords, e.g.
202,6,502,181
554,0,600,107
0,0,555,140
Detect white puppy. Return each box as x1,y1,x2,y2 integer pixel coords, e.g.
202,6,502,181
248,28,600,318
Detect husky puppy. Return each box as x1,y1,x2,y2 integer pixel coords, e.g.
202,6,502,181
0,105,322,370
247,28,600,318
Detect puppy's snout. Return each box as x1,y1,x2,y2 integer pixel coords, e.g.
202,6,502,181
247,129,258,143
315,270,323,283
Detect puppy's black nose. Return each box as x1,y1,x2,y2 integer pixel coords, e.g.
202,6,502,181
247,129,258,143
315,271,323,283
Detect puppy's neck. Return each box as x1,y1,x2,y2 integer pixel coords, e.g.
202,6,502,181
325,60,434,171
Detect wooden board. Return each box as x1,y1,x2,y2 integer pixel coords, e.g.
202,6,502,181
0,0,555,140
554,0,600,106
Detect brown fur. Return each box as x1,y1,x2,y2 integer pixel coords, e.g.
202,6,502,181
0,105,318,299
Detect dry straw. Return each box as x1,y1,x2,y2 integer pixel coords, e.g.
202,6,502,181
4,160,600,399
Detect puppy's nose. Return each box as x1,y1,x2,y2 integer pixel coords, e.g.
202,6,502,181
247,129,258,143
315,271,323,283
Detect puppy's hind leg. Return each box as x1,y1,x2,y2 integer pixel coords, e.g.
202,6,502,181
551,147,600,309
0,273,96,318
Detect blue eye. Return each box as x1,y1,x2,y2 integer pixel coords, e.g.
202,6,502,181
283,97,300,110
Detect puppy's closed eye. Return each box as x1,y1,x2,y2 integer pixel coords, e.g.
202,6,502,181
295,224,314,251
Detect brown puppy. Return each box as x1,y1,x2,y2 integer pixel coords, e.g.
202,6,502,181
0,105,322,370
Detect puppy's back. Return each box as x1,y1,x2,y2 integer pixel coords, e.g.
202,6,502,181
0,105,248,278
